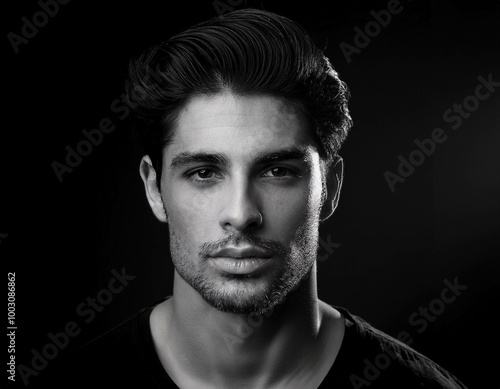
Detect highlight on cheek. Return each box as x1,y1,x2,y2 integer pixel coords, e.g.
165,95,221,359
306,155,325,208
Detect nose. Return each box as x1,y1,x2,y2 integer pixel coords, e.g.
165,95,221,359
219,179,263,234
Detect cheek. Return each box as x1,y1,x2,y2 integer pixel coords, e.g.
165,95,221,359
162,185,216,248
262,184,320,238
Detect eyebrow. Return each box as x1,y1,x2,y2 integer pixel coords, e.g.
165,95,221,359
169,146,311,170
170,152,229,170
250,146,310,165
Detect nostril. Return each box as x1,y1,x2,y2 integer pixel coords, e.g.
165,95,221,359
220,210,263,233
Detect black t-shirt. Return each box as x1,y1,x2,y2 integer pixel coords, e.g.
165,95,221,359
48,298,467,388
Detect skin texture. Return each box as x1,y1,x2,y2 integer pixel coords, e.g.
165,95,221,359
140,92,345,388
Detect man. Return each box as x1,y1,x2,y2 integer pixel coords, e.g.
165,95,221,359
57,8,467,389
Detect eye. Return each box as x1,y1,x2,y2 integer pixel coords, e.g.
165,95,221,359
194,169,214,179
185,168,222,183
262,167,297,178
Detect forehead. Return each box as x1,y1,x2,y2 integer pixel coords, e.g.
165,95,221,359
166,93,316,159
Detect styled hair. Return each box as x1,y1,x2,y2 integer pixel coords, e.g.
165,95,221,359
125,8,352,185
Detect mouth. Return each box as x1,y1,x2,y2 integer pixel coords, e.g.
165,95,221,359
208,257,273,275
207,245,274,275
209,245,273,259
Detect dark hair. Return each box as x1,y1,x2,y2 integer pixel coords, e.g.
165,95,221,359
125,8,352,185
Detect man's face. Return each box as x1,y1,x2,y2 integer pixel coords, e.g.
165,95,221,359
158,93,326,314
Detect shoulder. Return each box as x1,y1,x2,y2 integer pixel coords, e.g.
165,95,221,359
327,306,468,389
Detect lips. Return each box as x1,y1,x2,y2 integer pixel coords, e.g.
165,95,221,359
210,245,273,259
207,245,274,275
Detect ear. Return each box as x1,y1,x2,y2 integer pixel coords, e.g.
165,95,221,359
320,156,344,222
139,155,168,223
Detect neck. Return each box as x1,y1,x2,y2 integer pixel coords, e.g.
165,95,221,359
158,263,324,386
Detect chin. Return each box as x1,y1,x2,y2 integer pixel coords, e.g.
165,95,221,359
198,274,299,315
205,293,280,315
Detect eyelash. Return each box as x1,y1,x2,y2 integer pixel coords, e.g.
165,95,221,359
185,166,299,183
185,168,222,182
261,167,299,179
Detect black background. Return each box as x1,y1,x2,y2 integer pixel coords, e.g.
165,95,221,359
2,0,499,387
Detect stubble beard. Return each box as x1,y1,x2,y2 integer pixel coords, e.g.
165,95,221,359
167,220,319,315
